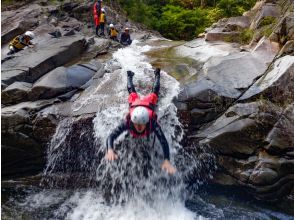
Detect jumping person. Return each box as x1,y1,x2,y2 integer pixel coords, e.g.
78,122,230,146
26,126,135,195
7,31,35,55
105,68,176,175
93,0,102,36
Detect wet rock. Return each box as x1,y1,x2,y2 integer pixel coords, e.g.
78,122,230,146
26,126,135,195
62,1,79,12
1,100,59,178
250,3,280,29
49,17,58,26
1,35,87,86
205,29,240,42
1,4,41,44
240,55,294,104
278,40,294,56
29,63,97,100
2,82,32,105
226,16,250,31
64,29,75,36
265,103,294,153
195,101,282,157
39,0,48,6
270,14,294,44
48,30,62,38
175,45,276,127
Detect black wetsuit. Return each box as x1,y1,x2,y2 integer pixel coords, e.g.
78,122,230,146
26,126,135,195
106,119,170,160
120,32,132,45
106,69,170,160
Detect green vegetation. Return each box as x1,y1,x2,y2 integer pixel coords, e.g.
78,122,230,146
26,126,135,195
114,0,257,40
240,28,254,44
259,16,277,27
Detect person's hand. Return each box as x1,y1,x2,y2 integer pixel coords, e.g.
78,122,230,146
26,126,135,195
105,149,118,161
161,160,176,175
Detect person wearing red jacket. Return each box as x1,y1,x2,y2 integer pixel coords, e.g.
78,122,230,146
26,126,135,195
93,0,102,36
105,68,176,175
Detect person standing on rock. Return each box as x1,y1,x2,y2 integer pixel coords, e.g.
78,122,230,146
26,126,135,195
99,8,106,36
105,68,177,175
93,0,102,36
120,27,132,46
7,31,35,55
108,23,119,41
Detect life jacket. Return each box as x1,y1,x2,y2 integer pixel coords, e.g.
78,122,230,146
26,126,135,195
110,28,118,37
126,99,157,138
9,35,31,49
100,13,105,23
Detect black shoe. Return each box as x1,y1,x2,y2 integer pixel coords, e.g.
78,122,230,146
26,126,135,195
154,68,160,76
127,70,134,77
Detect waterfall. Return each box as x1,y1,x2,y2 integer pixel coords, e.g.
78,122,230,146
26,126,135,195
38,39,206,219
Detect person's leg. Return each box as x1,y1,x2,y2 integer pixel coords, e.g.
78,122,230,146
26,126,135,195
96,25,99,36
127,70,136,94
101,23,105,36
152,68,160,96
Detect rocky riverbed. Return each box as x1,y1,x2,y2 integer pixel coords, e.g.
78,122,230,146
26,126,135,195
1,0,294,218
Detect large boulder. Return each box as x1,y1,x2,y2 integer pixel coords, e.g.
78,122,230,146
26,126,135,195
1,4,41,45
205,16,250,42
265,103,294,153
195,101,294,199
29,62,101,100
175,39,277,127
1,35,87,86
196,101,282,157
2,82,32,105
1,99,59,178
250,3,280,30
270,14,294,44
240,55,294,104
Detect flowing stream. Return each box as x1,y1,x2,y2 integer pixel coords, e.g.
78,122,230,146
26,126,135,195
2,39,293,220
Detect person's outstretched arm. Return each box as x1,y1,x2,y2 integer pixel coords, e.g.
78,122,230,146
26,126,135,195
105,121,128,161
153,120,176,174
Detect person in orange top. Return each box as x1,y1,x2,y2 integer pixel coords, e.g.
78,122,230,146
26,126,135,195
93,0,102,36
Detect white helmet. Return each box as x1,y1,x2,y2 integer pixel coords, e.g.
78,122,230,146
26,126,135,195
101,8,105,12
131,107,149,124
109,23,114,28
24,31,35,39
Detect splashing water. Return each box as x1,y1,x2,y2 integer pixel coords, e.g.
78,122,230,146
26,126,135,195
3,39,292,220
40,40,201,219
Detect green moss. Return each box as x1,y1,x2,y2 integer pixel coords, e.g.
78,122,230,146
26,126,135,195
259,16,277,27
239,28,254,44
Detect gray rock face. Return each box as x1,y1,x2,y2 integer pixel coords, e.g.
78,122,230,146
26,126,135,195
265,103,294,152
196,101,282,156
195,101,294,199
30,63,98,100
205,16,250,42
270,14,294,44
1,99,59,178
240,55,294,103
1,35,87,86
2,82,32,105
250,3,280,29
1,4,41,44
175,39,277,126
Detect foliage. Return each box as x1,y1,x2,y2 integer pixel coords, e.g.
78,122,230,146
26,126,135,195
117,0,257,40
259,16,277,27
239,28,254,44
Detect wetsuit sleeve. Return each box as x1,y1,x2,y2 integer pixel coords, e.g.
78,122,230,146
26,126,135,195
153,120,170,160
106,120,128,150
